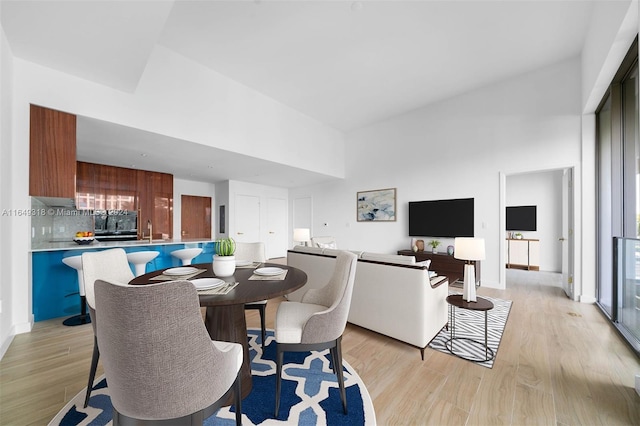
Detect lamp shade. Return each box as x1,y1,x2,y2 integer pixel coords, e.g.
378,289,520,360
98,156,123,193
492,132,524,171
453,237,485,261
293,228,311,242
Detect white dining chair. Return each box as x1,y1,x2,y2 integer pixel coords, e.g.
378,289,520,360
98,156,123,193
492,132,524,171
81,248,135,408
274,251,358,417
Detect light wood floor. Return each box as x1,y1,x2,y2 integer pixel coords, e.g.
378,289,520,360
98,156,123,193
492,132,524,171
1,269,639,425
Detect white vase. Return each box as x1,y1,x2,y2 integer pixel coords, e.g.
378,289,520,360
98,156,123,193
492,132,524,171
213,255,236,277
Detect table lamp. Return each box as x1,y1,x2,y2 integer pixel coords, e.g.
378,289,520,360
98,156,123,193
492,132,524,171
454,237,485,302
293,228,311,247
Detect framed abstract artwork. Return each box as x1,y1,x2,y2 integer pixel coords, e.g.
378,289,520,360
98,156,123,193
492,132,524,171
357,188,396,222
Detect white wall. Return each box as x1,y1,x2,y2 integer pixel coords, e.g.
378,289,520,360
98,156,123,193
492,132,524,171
506,170,563,272
173,178,216,239
291,58,583,290
0,10,16,358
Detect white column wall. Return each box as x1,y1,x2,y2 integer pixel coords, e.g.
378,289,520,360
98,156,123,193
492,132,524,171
0,9,18,358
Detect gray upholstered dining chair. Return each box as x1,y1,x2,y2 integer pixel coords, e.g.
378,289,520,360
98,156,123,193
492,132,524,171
95,279,243,426
81,248,135,408
236,241,269,349
274,250,358,418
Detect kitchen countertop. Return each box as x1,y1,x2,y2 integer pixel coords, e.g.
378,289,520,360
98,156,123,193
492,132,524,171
31,238,214,252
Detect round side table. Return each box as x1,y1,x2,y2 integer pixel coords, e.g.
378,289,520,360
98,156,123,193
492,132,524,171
445,294,495,362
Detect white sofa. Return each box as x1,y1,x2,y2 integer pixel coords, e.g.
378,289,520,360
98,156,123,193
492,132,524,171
287,246,448,359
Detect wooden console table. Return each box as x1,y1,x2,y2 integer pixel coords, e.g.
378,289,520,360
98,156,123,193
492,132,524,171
397,249,481,286
506,238,540,271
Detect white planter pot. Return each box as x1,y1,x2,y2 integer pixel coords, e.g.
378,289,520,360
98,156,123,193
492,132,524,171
213,255,236,277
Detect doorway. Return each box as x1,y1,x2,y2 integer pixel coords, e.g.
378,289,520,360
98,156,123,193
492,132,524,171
500,168,575,298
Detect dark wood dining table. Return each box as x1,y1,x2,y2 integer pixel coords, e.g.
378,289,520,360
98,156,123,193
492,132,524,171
129,262,307,399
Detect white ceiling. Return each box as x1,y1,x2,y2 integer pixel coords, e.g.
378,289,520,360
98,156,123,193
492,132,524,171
1,0,597,186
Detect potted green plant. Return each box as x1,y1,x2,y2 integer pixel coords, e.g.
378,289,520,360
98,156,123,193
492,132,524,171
428,239,441,254
213,237,236,277
514,233,523,240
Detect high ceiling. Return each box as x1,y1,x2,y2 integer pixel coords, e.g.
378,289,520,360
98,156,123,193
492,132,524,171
1,0,597,186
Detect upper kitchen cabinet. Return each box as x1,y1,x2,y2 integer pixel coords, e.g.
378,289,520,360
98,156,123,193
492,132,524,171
137,170,173,240
29,105,77,198
76,162,137,211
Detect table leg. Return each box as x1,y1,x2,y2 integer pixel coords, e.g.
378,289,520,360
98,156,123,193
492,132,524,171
204,304,252,400
485,310,488,361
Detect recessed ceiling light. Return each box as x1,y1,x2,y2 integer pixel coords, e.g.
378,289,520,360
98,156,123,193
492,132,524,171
140,153,148,157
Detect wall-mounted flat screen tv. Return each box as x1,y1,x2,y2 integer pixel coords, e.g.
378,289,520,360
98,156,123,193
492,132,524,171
506,205,537,231
408,198,474,237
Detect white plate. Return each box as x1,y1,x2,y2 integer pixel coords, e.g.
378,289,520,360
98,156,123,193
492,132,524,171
191,278,226,291
235,260,253,267
254,267,285,276
164,267,199,276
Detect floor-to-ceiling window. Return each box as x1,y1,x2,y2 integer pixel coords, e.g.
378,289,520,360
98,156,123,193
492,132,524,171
596,37,639,353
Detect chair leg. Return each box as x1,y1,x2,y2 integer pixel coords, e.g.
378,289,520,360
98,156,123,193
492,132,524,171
335,337,347,415
84,336,100,408
259,304,266,351
275,344,284,418
234,372,242,426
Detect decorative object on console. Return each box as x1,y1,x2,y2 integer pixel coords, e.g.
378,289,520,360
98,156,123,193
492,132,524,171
416,239,425,251
357,188,396,222
454,237,485,302
213,237,236,277
447,245,454,255
428,240,441,253
293,228,311,247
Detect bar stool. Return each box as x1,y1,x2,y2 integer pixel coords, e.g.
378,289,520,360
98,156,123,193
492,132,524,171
126,250,160,277
170,248,203,266
61,255,91,326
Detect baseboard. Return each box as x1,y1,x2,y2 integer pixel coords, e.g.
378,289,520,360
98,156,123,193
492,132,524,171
579,295,597,304
0,333,14,361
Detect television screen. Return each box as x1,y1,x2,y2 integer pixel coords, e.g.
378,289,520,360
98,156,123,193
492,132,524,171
408,198,474,238
506,205,537,231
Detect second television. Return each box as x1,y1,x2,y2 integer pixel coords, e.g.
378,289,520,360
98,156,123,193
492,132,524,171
408,198,474,238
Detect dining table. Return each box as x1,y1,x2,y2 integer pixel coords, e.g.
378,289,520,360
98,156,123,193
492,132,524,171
129,262,308,399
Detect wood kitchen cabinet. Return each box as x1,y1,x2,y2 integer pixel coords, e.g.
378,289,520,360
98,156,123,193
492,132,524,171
29,105,77,198
137,170,173,240
76,162,137,211
76,162,173,239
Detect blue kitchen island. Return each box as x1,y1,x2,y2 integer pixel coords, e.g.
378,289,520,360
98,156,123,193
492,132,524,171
31,239,215,322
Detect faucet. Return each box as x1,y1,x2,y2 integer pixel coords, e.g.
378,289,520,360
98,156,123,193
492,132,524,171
147,220,152,243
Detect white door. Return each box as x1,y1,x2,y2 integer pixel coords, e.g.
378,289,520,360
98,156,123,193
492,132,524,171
561,168,575,299
234,194,260,243
266,197,287,259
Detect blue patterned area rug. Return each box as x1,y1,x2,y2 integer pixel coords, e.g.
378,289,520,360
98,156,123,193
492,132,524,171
429,293,512,368
49,329,376,425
